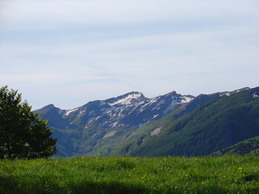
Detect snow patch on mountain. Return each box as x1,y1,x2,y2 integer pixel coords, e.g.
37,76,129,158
110,122,119,128
108,92,144,106
65,107,79,116
103,131,117,138
163,97,178,114
101,107,114,112
252,92,259,98
153,114,159,119
181,96,193,103
79,110,86,115
150,127,161,136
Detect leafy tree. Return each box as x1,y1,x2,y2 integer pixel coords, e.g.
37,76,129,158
0,86,56,159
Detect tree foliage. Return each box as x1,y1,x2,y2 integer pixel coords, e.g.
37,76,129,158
0,86,56,159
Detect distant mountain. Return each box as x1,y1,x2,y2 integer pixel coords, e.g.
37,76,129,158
91,92,223,156
35,91,194,157
110,87,259,157
36,87,259,157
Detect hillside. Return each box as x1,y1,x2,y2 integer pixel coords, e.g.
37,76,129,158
212,136,259,156
110,87,259,156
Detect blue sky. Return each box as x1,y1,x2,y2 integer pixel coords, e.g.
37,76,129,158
0,0,259,109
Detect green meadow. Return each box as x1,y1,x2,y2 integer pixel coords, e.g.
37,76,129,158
1,155,259,193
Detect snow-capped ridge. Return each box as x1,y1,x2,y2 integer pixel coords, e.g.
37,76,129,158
108,91,146,106
64,107,80,116
35,90,197,130
220,87,250,97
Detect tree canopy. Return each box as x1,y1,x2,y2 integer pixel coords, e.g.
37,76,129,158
0,86,56,159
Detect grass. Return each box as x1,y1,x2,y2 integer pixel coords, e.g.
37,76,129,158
1,155,259,193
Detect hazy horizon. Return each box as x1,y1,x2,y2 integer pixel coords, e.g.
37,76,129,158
1,0,259,109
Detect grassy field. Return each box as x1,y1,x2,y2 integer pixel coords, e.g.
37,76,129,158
1,155,259,193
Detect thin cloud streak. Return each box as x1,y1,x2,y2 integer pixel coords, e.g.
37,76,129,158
1,0,258,30
0,0,259,109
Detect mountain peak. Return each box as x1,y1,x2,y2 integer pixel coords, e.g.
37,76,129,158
35,104,56,112
120,91,145,98
164,91,178,96
45,104,55,108
108,91,146,106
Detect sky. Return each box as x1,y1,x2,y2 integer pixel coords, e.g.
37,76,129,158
0,0,259,110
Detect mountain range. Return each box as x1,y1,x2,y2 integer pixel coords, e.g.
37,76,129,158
35,87,259,157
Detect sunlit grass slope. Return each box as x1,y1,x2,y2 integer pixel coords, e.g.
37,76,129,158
1,156,259,193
